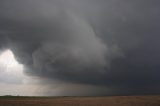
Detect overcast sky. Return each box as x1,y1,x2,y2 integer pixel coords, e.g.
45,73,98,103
0,0,160,96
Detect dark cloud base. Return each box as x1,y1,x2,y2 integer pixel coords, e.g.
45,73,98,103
0,0,160,95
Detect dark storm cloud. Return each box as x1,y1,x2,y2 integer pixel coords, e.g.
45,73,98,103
0,0,160,95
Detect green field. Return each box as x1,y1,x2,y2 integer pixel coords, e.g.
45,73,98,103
0,95,160,106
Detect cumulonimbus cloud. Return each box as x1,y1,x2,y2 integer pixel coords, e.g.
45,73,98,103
0,0,123,85
0,0,160,95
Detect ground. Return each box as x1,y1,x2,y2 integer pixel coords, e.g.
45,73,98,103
0,95,160,106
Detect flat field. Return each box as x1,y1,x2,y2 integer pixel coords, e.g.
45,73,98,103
0,96,160,106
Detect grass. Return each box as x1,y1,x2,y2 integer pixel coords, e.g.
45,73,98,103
0,95,160,106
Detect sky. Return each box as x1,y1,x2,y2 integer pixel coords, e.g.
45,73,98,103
0,0,160,96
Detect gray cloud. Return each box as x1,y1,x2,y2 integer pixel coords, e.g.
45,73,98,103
0,0,160,95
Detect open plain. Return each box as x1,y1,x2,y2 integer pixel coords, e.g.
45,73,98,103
0,96,160,106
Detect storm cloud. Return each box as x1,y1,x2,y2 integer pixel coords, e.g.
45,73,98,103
0,0,160,95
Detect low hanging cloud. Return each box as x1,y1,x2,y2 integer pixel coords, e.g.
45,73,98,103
0,0,160,95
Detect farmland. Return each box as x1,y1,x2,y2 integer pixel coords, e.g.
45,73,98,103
0,95,160,106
